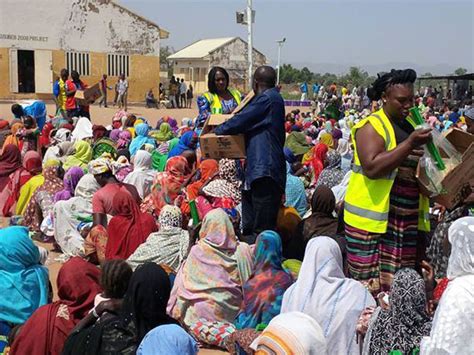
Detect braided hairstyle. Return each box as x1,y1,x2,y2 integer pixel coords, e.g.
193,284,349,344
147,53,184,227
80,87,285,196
100,259,133,299
367,69,417,101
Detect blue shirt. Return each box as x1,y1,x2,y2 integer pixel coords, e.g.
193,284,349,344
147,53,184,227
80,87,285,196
448,111,460,124
300,83,308,93
214,87,286,190
18,101,47,130
312,84,320,94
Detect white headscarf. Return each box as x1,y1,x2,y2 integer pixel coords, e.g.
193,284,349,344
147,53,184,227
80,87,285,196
251,312,327,355
123,150,155,199
421,217,474,354
331,170,352,204
281,237,375,355
336,138,351,156
71,116,93,141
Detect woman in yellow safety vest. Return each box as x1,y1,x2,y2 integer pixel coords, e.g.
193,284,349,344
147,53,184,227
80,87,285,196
196,66,242,128
344,69,432,295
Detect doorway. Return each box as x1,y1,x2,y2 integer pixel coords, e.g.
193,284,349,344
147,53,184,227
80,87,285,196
17,50,35,93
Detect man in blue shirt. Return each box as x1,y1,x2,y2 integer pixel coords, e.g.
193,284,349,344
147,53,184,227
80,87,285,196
11,101,47,130
215,66,286,242
312,83,320,99
300,82,308,101
448,106,460,124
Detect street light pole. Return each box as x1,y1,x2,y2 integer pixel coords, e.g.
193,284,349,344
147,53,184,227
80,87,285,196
247,0,253,90
276,38,286,85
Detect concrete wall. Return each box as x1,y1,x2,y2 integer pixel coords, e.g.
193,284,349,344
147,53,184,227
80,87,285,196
171,59,210,94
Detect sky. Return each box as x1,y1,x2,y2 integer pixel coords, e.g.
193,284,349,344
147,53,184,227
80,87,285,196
120,0,474,75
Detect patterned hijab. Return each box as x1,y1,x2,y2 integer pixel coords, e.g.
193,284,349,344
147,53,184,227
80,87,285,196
235,231,293,329
366,268,432,354
202,159,242,204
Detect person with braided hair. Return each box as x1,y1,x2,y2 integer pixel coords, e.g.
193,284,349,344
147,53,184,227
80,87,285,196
344,69,433,295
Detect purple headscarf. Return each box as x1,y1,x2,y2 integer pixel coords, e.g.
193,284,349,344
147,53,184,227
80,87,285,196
54,166,84,202
332,128,343,140
117,130,132,149
109,128,121,142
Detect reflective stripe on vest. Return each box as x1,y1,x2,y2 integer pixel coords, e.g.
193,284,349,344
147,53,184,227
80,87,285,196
345,201,389,221
204,89,242,114
351,164,398,181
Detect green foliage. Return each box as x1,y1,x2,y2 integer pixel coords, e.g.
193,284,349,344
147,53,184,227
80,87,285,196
454,67,468,76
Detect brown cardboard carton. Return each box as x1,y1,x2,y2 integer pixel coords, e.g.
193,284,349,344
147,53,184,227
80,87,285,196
75,83,102,105
417,129,474,209
199,91,255,159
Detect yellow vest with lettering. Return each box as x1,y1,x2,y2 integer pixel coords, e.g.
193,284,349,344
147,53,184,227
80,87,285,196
203,88,242,114
344,109,430,233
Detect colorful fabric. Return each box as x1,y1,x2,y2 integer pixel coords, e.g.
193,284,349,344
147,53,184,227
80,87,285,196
84,224,108,264
319,132,334,148
150,122,174,142
123,150,155,199
15,174,44,215
105,191,157,260
151,138,179,172
117,130,132,150
112,155,132,182
346,161,420,294
54,166,84,202
202,158,242,204
87,157,112,175
186,159,219,200
63,140,92,171
235,231,293,329
252,312,327,355
305,143,328,185
225,328,260,355
167,209,253,328
167,131,197,158
1,123,23,150
315,150,346,189
92,137,117,160
284,162,307,217
365,268,431,355
127,205,190,272
137,324,198,355
284,132,311,156
10,257,101,355
0,144,22,191
0,226,49,324
129,123,155,156
281,237,375,354
189,320,236,349
92,125,107,141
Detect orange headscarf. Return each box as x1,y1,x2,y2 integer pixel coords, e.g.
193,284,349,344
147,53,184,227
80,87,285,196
186,159,219,201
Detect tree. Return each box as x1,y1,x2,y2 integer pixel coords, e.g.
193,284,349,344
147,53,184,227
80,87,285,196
422,72,433,77
454,67,468,76
160,46,175,76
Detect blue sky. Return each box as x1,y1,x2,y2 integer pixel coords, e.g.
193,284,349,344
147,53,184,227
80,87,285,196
120,0,474,75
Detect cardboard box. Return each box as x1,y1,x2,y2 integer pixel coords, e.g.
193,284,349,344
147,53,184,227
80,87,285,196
75,83,102,105
199,91,255,159
417,129,474,209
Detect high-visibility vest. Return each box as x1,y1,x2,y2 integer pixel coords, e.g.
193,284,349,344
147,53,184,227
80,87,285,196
203,88,241,114
344,109,430,233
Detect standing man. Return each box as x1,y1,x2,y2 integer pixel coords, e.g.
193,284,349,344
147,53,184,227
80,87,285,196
300,81,308,101
53,68,68,117
117,73,129,111
169,76,178,108
175,77,181,108
99,74,112,108
214,66,286,242
180,78,187,108
312,82,320,100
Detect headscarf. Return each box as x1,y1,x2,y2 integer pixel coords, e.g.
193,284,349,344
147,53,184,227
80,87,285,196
38,122,54,148
129,123,155,156
331,128,342,141
92,124,107,141
319,132,334,149
283,147,296,164
149,156,190,215
306,143,328,185
281,237,375,354
127,205,190,272
420,217,474,355
186,159,219,200
151,137,179,171
92,137,117,160
109,128,121,142
284,132,312,156
167,131,197,158
202,158,242,204
150,122,174,142
10,257,101,355
0,144,22,191
54,166,84,202
251,312,327,355
2,122,23,149
336,137,350,156
87,156,112,175
284,162,307,218
63,140,92,171
105,191,157,260
123,150,155,199
235,231,293,329
71,117,93,141
137,324,198,355
167,209,253,328
0,226,49,324
365,268,431,354
117,130,132,149
315,150,346,189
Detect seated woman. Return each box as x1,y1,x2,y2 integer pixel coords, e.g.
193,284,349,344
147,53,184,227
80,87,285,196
63,263,178,355
167,209,253,328
151,137,179,172
167,131,198,159
127,205,190,272
63,140,93,171
123,150,156,200
235,230,293,329
105,191,157,261
10,257,101,355
421,216,474,354
149,122,174,143
146,89,158,108
54,166,84,202
0,144,22,192
284,162,308,218
281,237,375,354
364,268,432,354
137,324,198,355
315,150,346,189
0,227,49,327
129,123,155,157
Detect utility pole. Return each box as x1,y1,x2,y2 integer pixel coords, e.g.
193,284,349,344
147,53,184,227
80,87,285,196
247,0,253,90
276,38,286,85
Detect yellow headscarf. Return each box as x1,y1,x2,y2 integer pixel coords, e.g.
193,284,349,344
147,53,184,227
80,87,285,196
319,133,334,149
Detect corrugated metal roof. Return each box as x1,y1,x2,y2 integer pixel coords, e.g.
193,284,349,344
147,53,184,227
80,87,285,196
168,37,237,59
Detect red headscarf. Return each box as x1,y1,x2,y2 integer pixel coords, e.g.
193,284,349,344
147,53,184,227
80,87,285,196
186,159,219,201
0,144,22,191
39,122,54,149
92,125,107,141
106,191,157,260
10,257,101,355
308,143,328,185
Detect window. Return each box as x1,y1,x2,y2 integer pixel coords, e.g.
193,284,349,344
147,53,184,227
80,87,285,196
65,51,90,76
107,54,130,77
